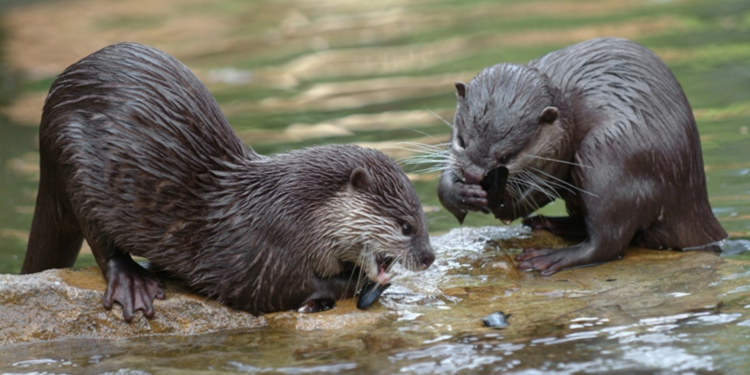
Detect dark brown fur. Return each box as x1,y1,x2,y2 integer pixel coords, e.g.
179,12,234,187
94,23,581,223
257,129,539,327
438,38,726,275
22,42,434,321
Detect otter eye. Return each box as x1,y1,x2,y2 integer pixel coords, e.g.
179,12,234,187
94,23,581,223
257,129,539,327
456,136,465,149
401,223,413,236
498,155,510,165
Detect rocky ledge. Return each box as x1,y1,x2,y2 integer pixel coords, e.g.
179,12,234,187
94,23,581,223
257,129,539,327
0,266,396,345
2,227,748,347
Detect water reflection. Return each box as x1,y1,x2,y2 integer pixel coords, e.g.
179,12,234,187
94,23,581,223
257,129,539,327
385,310,749,374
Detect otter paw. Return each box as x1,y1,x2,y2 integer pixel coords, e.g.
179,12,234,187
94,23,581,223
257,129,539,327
298,298,336,313
515,247,568,276
103,257,165,322
458,184,488,210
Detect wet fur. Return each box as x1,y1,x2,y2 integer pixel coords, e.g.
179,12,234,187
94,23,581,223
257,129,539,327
22,42,434,317
439,38,726,274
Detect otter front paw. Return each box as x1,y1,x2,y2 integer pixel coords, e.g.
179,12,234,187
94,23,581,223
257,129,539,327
298,298,335,313
438,172,488,223
103,255,165,322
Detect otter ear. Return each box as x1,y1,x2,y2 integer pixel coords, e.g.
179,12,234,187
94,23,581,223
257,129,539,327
540,106,558,124
455,82,467,99
349,167,370,191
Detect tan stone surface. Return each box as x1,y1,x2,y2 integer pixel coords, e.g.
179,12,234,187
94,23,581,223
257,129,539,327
0,267,266,345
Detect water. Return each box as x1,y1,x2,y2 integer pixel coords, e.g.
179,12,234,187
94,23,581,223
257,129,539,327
1,0,749,373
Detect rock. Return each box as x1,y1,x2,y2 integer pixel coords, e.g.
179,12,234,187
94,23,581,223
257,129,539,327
2,226,747,349
0,265,400,345
0,267,266,345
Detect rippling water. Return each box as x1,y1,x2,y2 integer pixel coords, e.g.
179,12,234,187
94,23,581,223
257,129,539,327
1,0,749,373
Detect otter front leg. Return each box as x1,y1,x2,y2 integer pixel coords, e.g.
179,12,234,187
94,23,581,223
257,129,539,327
298,274,359,313
438,169,488,224
101,253,165,322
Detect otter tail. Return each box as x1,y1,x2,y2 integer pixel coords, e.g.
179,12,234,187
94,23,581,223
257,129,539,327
21,175,84,274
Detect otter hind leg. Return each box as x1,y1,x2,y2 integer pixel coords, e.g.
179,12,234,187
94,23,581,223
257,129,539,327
100,252,166,322
21,181,84,274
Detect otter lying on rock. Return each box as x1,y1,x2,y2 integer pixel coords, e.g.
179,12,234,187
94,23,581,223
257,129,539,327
438,37,726,275
22,42,435,321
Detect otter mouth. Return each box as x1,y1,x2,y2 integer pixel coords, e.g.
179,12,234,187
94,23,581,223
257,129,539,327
373,253,396,284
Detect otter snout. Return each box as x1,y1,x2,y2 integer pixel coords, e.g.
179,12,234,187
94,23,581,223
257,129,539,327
420,248,436,270
462,165,486,184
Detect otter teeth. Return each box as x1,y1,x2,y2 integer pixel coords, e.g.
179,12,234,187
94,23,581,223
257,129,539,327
374,253,395,284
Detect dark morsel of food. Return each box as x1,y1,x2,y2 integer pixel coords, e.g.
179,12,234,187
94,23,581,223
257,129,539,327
480,167,509,219
357,281,391,310
482,311,511,328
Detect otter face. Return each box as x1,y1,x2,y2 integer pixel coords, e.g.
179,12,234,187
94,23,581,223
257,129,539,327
327,166,435,285
448,63,571,221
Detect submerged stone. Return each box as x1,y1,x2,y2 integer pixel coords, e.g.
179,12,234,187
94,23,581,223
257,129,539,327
482,311,511,328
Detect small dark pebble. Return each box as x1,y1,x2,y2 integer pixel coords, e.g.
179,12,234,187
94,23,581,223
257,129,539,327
356,281,391,310
482,311,511,328
606,279,617,282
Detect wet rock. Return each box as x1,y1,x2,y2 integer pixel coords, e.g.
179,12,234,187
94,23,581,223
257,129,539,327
265,300,397,331
0,267,267,345
1,226,747,350
390,226,738,340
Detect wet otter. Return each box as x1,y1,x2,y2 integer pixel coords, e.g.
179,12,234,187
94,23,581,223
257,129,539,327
438,37,726,275
21,42,435,321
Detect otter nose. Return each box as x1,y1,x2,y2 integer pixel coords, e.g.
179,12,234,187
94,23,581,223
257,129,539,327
463,166,485,185
420,250,436,270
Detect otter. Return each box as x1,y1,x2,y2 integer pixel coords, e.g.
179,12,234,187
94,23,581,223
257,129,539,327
21,42,435,322
438,37,726,275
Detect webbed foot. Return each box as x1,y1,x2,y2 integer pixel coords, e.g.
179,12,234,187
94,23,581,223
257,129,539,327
103,254,165,322
515,243,615,276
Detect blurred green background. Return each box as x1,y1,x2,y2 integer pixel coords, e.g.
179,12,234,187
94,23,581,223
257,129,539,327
1,0,749,274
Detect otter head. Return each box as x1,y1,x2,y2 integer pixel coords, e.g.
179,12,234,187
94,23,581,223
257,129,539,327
321,148,435,285
449,63,572,222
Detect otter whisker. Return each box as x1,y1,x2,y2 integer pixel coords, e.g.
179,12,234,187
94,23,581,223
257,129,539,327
518,170,561,201
427,215,450,222
528,166,599,198
389,141,451,153
522,169,574,197
352,243,371,293
403,127,444,144
508,173,545,215
404,165,452,175
522,154,592,169
426,108,454,129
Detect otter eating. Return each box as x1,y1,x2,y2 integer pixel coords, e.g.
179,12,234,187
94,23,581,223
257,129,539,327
21,42,435,321
438,37,726,275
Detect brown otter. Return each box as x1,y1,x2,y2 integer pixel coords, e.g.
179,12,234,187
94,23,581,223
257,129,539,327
437,37,726,275
21,42,435,321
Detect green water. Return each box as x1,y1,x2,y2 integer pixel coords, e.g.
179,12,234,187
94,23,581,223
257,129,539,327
1,0,750,372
